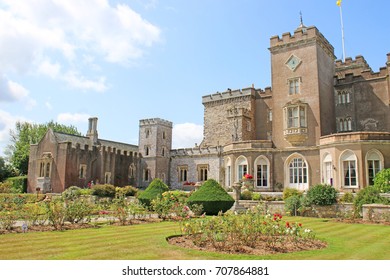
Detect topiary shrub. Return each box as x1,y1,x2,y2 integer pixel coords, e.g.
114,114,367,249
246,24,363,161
91,184,116,198
305,184,338,206
339,192,355,203
373,168,390,193
187,179,234,215
137,178,169,207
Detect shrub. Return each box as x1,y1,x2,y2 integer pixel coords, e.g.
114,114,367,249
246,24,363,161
354,186,389,215
240,190,253,200
6,176,28,193
137,178,169,207
252,192,262,201
0,181,12,193
65,198,93,224
283,187,303,200
187,179,235,215
285,195,304,216
116,185,138,197
305,184,338,206
373,168,390,193
91,184,116,198
339,192,355,203
62,186,82,200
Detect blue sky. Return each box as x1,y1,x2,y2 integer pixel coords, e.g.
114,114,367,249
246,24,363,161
0,0,389,157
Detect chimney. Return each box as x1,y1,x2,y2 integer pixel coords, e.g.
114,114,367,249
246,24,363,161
86,117,98,144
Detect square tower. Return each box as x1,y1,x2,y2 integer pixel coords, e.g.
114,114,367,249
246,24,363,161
269,25,336,148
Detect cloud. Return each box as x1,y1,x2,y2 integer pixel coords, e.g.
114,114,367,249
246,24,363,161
172,123,203,149
0,109,28,156
63,71,108,92
0,0,161,89
57,113,91,124
0,74,36,109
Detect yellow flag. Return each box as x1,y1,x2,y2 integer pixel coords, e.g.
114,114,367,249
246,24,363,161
336,0,342,6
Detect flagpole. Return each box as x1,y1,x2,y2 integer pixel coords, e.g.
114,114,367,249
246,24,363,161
338,3,346,62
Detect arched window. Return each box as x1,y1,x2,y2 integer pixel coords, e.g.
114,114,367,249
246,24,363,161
286,155,308,190
366,150,383,186
322,153,333,185
254,156,270,188
45,163,51,178
236,156,248,181
340,150,358,188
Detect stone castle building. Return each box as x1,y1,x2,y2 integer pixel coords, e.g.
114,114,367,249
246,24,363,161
28,23,390,193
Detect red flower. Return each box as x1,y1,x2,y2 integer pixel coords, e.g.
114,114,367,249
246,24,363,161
298,223,302,227
286,221,291,228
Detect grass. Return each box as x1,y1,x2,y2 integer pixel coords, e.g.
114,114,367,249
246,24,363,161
0,217,389,259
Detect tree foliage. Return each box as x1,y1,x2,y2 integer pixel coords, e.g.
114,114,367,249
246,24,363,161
0,157,16,182
6,121,81,175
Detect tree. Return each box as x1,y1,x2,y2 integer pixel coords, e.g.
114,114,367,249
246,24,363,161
0,156,16,182
6,121,81,175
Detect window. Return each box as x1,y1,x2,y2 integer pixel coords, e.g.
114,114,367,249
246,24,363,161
161,147,166,157
255,156,269,188
286,105,306,128
145,129,151,138
39,162,45,177
225,158,232,187
322,154,333,185
366,150,383,186
145,146,150,156
105,172,112,184
178,166,188,182
79,164,87,179
45,163,51,178
236,156,248,181
144,169,150,182
162,131,166,139
129,164,135,178
288,78,300,95
198,165,208,181
337,91,351,104
338,117,352,132
340,150,358,188
287,157,308,190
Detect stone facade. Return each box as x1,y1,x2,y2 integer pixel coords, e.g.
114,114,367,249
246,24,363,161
27,23,390,194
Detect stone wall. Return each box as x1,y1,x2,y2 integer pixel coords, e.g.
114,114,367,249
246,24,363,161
362,204,390,222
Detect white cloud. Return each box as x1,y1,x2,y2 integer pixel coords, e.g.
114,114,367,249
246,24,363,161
63,71,108,92
172,123,203,149
0,74,36,109
0,0,161,89
0,109,28,156
57,113,91,124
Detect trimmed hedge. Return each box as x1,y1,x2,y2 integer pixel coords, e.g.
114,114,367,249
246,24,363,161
187,179,234,215
138,178,169,207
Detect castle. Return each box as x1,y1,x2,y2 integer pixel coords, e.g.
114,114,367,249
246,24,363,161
27,23,390,193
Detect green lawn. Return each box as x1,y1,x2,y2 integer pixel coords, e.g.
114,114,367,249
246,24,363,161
0,217,389,260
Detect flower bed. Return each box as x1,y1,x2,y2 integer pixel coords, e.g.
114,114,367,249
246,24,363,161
170,209,326,255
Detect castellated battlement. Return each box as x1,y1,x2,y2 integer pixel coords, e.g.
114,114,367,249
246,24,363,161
269,26,335,57
139,118,173,128
202,86,257,104
171,145,222,157
335,54,390,83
